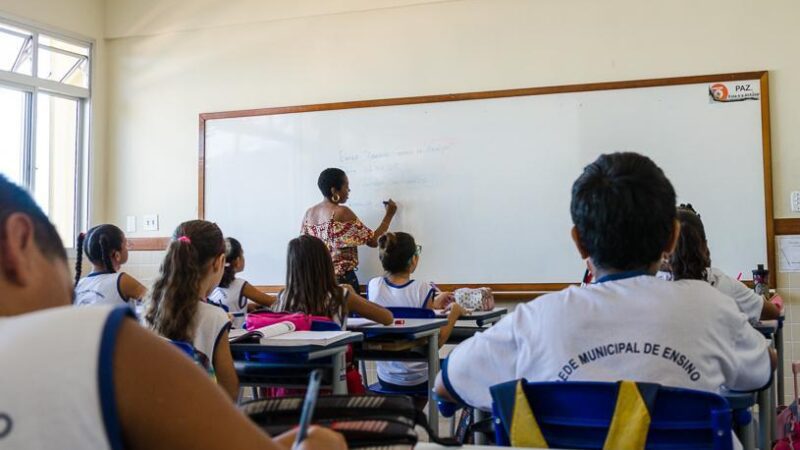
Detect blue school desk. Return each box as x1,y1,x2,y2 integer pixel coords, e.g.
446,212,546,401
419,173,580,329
434,308,508,327
436,308,509,344
230,333,363,396
348,318,448,424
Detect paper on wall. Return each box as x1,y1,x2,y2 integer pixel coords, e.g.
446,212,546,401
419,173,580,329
777,236,800,272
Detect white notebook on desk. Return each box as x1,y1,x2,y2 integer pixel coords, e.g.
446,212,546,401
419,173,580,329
230,322,356,346
348,317,378,328
264,330,358,346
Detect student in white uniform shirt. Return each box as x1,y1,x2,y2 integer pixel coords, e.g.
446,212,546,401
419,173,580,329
0,175,347,450
665,204,781,323
367,232,465,398
145,220,239,400
209,237,276,328
435,152,776,412
73,224,147,307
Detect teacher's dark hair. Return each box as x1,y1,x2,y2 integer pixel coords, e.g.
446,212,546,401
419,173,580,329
570,152,676,271
317,168,347,199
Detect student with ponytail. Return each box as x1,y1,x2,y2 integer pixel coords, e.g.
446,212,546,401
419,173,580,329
368,232,465,394
146,220,239,400
74,224,147,307
666,204,780,322
209,237,276,328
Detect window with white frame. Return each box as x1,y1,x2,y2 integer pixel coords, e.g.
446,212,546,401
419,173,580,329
0,18,91,248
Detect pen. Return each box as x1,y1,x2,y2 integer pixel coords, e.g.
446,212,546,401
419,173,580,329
293,370,322,449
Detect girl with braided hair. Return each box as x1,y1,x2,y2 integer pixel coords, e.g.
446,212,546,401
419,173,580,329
74,224,147,307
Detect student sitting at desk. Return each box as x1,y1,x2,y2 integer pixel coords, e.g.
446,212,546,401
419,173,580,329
209,237,276,328
662,204,780,323
368,232,466,395
73,224,147,307
0,175,346,450
435,152,776,411
275,234,393,394
275,235,393,328
145,220,239,400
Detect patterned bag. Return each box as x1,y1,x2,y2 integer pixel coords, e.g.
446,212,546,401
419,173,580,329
453,287,495,311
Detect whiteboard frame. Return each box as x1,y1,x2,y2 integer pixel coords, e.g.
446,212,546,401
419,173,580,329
198,71,775,297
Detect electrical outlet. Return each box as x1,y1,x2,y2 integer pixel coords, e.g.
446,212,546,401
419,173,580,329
792,192,800,213
126,216,136,233
143,214,159,231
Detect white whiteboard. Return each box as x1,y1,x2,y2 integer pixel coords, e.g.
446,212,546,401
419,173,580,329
203,77,769,286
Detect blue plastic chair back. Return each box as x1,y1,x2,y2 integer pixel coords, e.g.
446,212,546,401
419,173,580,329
367,381,429,397
491,380,733,450
363,307,432,397
169,340,196,358
311,320,341,331
387,307,435,319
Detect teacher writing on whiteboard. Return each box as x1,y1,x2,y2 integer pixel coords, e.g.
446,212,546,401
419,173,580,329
301,168,398,291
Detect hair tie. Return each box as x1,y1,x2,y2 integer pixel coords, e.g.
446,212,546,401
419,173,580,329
178,236,192,244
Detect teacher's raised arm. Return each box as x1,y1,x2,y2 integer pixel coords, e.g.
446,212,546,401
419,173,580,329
300,168,397,291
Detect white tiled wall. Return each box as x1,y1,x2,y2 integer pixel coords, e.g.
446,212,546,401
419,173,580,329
120,250,166,288
776,271,799,406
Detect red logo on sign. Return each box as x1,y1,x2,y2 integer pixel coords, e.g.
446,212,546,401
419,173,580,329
710,83,729,101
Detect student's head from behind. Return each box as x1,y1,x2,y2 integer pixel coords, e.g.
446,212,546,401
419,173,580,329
283,234,344,319
219,237,244,288
318,168,349,204
0,175,72,315
73,224,127,285
378,232,420,275
146,220,225,342
668,204,710,281
570,152,679,273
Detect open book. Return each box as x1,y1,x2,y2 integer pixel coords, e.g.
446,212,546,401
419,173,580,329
229,322,357,346
228,321,296,343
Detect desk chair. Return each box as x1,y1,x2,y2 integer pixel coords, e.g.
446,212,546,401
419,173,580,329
363,307,435,397
168,339,215,377
491,379,737,450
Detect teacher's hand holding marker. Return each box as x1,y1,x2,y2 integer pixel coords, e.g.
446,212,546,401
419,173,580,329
372,199,398,246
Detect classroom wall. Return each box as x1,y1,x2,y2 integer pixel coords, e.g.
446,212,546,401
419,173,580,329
0,0,108,227
104,0,800,402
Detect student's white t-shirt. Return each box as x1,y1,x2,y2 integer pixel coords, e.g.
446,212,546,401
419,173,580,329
706,267,764,324
657,268,764,324
443,273,771,411
75,272,130,307
209,278,248,328
0,305,132,449
368,277,436,386
193,301,232,366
